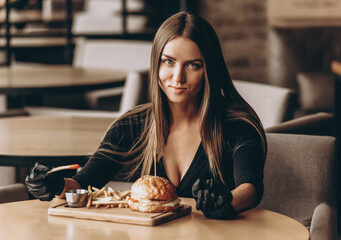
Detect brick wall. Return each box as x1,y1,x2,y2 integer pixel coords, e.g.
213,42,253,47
199,0,269,84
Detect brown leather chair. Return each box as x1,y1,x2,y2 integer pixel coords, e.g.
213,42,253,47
0,183,29,204
259,133,337,240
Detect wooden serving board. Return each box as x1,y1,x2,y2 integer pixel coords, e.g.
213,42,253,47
48,199,191,226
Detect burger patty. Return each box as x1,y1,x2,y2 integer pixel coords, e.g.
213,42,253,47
129,197,181,207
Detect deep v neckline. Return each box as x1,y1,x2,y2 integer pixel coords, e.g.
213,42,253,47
160,143,203,188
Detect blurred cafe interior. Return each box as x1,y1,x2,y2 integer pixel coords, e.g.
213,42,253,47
0,0,341,239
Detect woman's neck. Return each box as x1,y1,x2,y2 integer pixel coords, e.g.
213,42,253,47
168,102,201,129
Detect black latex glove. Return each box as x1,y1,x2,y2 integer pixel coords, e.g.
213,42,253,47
25,162,65,201
192,178,235,220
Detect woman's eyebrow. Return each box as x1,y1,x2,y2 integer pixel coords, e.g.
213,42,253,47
161,54,203,63
187,59,203,63
161,54,176,60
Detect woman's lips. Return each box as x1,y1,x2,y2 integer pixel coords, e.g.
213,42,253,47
170,86,187,94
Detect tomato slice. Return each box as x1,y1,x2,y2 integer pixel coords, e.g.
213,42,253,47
130,197,138,203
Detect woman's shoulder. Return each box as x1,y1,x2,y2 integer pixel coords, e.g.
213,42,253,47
223,119,263,145
223,118,256,132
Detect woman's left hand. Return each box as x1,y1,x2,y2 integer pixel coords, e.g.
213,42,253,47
192,178,235,219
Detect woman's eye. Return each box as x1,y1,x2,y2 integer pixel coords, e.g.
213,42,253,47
188,63,201,69
162,59,173,64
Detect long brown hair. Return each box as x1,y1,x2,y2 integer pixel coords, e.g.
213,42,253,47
101,12,267,182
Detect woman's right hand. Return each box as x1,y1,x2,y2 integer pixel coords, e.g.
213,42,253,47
25,162,65,201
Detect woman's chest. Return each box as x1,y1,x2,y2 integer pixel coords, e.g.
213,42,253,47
162,130,201,187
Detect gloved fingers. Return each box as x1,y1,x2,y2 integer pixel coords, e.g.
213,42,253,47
208,192,217,209
202,179,212,194
210,192,216,202
216,181,233,203
210,179,233,204
202,178,224,197
195,189,203,210
31,162,50,173
204,179,211,189
214,195,224,209
26,171,45,183
36,187,54,201
25,177,44,190
43,173,65,196
25,179,53,201
203,203,236,220
201,189,209,210
27,162,51,182
193,178,216,197
210,178,224,194
192,178,201,197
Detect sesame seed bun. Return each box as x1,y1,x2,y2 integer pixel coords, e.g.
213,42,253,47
128,175,180,213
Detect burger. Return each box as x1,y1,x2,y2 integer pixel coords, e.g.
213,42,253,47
128,175,181,213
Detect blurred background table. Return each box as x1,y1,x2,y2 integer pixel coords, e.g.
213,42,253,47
0,64,126,112
0,116,115,168
0,198,309,240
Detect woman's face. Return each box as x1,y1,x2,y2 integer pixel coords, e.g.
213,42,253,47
158,36,204,106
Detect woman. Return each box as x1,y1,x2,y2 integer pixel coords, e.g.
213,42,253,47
26,12,266,220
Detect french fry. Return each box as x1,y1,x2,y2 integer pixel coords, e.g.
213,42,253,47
119,190,130,199
108,187,115,195
93,187,105,197
112,191,122,200
92,196,113,201
92,199,127,205
47,164,80,174
86,185,130,209
86,194,92,208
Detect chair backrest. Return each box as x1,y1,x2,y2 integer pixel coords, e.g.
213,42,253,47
83,0,121,14
83,0,144,14
265,112,334,136
0,183,29,204
119,71,149,113
259,133,336,227
233,80,297,129
73,38,152,71
74,38,152,112
72,14,147,34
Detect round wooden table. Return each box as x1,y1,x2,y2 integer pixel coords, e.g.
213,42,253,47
0,116,115,167
0,64,126,94
0,198,309,240
0,64,126,112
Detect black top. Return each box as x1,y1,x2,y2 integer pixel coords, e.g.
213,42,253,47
72,106,265,201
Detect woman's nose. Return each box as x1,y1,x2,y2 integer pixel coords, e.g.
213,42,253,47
173,66,185,83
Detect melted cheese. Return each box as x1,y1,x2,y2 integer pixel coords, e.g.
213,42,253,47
139,198,181,207
161,198,181,207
